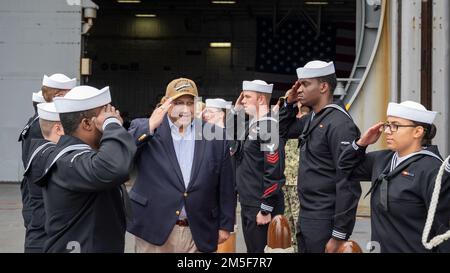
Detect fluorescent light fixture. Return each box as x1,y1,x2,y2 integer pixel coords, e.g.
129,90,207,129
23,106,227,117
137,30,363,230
117,0,141,3
305,1,329,4
135,14,157,18
211,1,236,4
210,42,232,48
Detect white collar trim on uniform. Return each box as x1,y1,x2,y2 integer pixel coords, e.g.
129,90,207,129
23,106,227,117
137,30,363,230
391,149,443,171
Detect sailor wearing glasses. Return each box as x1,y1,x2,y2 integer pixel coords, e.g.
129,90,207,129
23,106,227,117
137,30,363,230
339,101,450,253
203,99,232,128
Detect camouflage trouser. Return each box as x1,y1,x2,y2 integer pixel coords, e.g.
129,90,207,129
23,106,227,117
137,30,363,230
283,184,300,251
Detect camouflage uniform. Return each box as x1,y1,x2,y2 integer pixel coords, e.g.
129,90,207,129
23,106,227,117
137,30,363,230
283,139,300,251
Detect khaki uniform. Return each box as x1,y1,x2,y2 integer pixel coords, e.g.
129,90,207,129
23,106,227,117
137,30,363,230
282,139,300,251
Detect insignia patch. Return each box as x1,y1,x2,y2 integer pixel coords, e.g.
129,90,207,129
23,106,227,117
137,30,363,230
401,171,415,177
266,151,279,164
263,183,278,197
174,80,193,92
265,143,276,152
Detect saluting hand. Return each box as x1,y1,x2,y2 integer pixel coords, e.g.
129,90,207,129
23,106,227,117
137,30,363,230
149,98,173,133
93,104,123,132
285,81,300,104
357,122,384,147
272,102,280,114
234,92,244,112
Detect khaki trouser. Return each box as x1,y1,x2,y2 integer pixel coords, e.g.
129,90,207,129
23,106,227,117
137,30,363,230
135,225,201,253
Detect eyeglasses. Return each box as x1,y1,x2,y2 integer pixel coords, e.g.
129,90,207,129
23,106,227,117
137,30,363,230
382,122,419,132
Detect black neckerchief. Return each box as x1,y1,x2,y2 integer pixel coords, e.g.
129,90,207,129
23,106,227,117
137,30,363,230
366,150,442,212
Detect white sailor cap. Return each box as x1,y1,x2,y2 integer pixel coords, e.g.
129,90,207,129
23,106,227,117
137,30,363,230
32,90,45,103
54,85,111,113
42,73,77,90
387,101,437,124
242,80,273,94
296,60,335,79
37,102,60,121
205,98,232,109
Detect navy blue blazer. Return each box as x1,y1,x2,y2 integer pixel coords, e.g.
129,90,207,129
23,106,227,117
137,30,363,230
127,116,236,252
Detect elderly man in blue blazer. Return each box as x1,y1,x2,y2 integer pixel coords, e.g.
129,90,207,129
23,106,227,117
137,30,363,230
127,78,236,253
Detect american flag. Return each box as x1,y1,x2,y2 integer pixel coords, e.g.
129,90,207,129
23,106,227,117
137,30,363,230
255,18,356,94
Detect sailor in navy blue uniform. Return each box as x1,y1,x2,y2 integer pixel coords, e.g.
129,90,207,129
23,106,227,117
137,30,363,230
278,61,361,253
22,102,63,252
19,74,76,167
18,74,75,250
230,80,286,253
36,86,136,253
19,91,45,167
18,91,45,236
203,98,232,128
339,101,450,253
